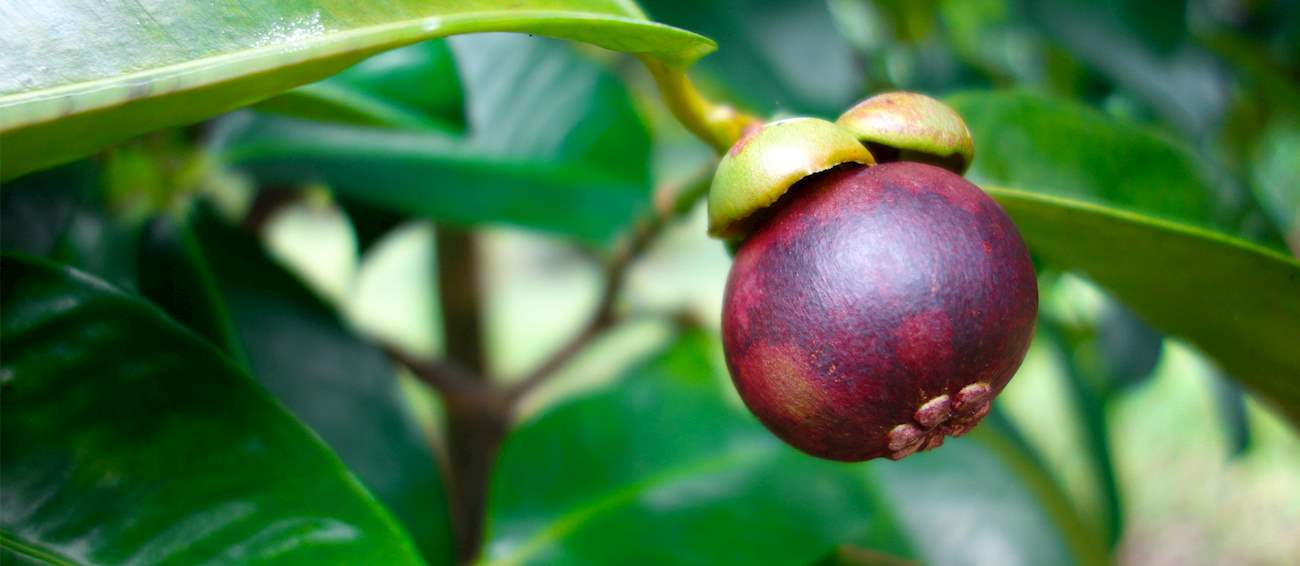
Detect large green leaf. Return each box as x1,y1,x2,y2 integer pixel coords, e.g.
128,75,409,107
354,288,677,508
0,0,714,180
0,255,425,564
989,188,1300,423
136,207,456,564
482,332,1097,566
215,34,652,241
951,92,1239,239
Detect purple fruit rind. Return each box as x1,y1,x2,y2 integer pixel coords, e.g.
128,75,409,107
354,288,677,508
722,162,1038,461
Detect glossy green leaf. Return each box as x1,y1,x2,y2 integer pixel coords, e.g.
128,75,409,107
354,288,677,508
256,40,466,131
483,332,914,566
0,255,425,564
215,34,652,241
988,187,1300,424
0,0,714,180
483,332,1097,566
138,207,455,565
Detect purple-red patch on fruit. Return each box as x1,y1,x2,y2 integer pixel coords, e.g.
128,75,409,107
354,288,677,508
721,162,1038,461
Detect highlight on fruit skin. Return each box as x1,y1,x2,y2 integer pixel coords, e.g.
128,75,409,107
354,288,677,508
707,117,874,241
720,162,1037,462
836,92,975,174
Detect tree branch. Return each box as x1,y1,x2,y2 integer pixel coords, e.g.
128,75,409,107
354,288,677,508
435,226,488,376
429,226,506,565
382,344,487,404
506,165,715,404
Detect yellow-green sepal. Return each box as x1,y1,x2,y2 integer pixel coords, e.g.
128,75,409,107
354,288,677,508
707,117,874,239
836,92,974,174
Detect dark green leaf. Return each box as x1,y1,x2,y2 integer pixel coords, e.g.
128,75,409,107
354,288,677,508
484,332,1100,566
1,160,143,291
137,215,247,361
0,255,425,564
0,0,714,180
483,332,915,566
257,40,466,131
0,162,97,257
215,34,652,241
140,207,456,565
989,187,1300,424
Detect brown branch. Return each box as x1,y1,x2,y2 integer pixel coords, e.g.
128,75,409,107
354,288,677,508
429,226,506,565
505,165,715,404
382,344,487,403
435,226,488,376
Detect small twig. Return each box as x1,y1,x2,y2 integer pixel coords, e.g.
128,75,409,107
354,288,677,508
505,166,715,404
382,344,489,404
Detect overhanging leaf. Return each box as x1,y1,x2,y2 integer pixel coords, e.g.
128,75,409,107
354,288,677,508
0,0,714,180
0,255,425,564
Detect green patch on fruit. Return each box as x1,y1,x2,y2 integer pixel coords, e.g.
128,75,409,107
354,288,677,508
837,92,974,174
707,117,874,239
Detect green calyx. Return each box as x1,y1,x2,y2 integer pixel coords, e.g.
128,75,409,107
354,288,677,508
707,117,874,239
836,92,974,174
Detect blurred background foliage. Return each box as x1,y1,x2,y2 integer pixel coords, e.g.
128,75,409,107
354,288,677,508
3,0,1299,565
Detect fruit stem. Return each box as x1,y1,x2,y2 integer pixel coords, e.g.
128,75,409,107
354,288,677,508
640,57,760,154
